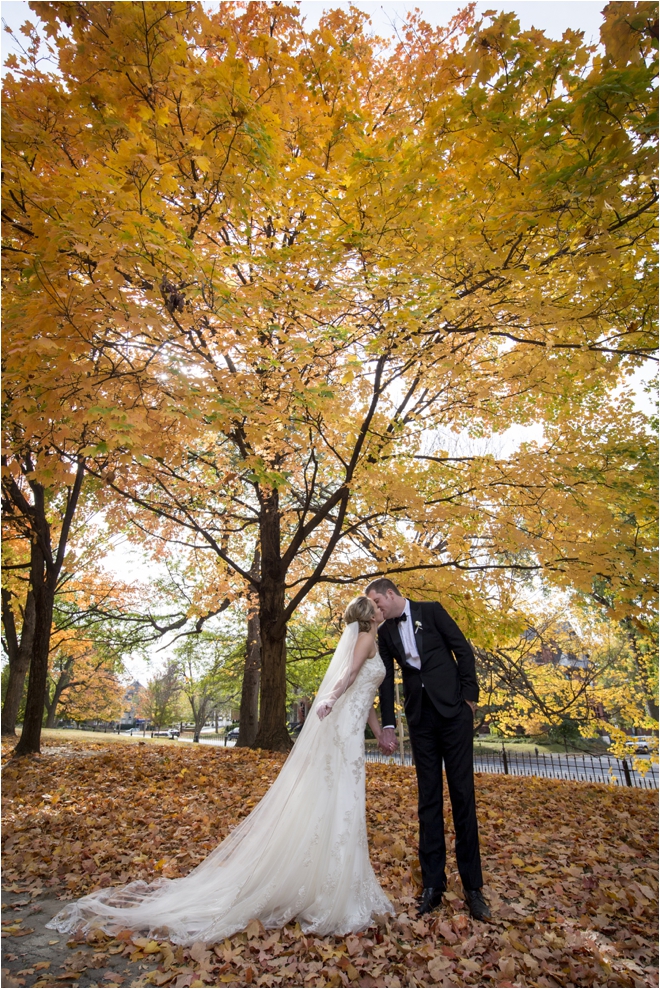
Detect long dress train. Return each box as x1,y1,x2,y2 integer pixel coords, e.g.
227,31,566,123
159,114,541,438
47,644,392,945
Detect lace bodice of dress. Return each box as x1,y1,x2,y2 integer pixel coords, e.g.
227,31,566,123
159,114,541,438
334,651,386,732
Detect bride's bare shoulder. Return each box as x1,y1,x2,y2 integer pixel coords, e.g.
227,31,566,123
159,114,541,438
356,631,378,659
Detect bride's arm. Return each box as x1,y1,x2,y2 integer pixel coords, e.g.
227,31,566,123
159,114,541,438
367,705,382,743
317,633,374,719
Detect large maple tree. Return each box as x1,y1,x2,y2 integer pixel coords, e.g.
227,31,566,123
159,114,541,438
2,2,657,750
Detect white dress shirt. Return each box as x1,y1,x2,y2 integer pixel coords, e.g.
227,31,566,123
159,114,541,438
382,600,421,730
398,598,421,670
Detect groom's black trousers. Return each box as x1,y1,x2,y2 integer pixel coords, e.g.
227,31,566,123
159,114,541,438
409,689,483,891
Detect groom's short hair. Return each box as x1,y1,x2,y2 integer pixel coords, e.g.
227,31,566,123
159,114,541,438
365,577,401,596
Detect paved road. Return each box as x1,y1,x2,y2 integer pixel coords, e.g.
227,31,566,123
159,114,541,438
177,734,236,747
1,888,161,988
118,731,236,746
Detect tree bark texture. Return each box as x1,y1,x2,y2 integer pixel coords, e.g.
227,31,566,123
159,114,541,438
12,460,85,757
1,587,36,736
44,657,73,728
190,695,213,742
14,540,56,756
253,489,291,752
253,618,290,751
237,610,261,747
191,697,201,743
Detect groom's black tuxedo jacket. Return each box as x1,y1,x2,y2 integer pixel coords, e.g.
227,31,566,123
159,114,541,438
378,600,479,728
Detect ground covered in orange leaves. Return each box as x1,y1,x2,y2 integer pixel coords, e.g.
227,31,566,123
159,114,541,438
1,737,658,988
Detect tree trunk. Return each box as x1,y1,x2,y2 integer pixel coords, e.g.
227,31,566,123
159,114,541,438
13,460,85,758
237,609,261,748
252,489,291,752
625,622,659,722
14,543,56,757
191,697,202,743
253,620,290,751
44,691,56,729
44,666,71,728
195,696,213,743
1,588,36,736
238,547,261,748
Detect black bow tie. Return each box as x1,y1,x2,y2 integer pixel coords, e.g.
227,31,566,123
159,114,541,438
393,613,407,624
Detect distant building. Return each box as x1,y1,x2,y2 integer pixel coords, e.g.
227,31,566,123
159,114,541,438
289,696,312,725
557,650,589,670
529,623,589,670
121,680,145,722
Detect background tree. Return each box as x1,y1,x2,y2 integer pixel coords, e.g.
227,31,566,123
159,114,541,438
174,630,241,742
472,606,658,756
139,661,183,732
620,619,659,723
285,601,341,711
1,191,171,760
0,509,119,735
43,624,125,727
1,442,90,756
1,495,145,739
588,628,659,750
1,583,35,736
45,639,124,726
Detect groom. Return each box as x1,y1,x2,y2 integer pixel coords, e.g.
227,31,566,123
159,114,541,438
366,578,491,922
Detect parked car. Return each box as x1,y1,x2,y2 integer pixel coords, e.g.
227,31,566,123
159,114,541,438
626,737,653,755
152,728,180,739
225,727,240,742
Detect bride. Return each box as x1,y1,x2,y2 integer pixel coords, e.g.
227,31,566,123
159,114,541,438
47,596,393,945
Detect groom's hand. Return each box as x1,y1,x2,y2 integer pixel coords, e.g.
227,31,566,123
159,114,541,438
379,727,397,755
465,700,477,716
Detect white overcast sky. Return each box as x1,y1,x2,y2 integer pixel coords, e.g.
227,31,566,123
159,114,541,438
297,1,608,40
2,1,609,58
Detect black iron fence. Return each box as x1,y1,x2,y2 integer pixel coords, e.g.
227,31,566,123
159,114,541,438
365,743,658,790
52,725,657,790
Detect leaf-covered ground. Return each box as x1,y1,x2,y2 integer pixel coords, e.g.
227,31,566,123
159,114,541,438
1,737,657,988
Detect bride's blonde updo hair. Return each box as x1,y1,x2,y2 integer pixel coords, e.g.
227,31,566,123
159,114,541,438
343,595,376,633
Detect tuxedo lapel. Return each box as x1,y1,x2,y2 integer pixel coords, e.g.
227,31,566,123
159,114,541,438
386,620,406,665
410,600,424,663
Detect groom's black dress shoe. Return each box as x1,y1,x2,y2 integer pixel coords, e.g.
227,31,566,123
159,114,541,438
417,887,444,916
463,887,492,921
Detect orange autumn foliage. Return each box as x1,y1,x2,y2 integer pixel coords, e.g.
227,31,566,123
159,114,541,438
2,2,657,753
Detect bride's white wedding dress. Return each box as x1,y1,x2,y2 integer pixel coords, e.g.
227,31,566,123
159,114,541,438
47,628,392,945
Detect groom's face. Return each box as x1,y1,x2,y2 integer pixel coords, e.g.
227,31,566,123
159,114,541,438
367,589,403,621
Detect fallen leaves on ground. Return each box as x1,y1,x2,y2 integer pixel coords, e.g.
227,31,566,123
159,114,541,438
2,738,657,987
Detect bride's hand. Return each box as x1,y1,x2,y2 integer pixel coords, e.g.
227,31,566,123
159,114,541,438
317,701,333,720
